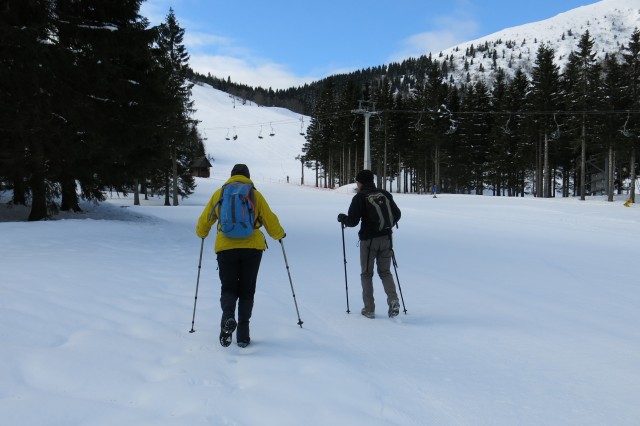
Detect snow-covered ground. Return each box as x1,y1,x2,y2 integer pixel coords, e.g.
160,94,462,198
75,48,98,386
1,84,639,425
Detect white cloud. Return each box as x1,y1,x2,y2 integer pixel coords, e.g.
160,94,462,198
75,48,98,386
390,2,481,62
184,32,232,49
392,21,480,61
188,55,318,90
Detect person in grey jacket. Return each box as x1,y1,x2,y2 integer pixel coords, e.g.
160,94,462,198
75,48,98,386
337,170,401,319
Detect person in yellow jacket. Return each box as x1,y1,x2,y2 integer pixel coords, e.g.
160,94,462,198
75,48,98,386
196,164,285,348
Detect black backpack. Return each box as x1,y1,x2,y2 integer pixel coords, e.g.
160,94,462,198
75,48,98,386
364,191,395,232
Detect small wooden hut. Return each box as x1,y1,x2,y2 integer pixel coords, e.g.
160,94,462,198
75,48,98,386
191,157,212,178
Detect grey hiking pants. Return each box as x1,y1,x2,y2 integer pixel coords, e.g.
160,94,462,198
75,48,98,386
359,235,398,312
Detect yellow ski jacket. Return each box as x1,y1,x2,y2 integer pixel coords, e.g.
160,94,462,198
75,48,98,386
196,175,285,253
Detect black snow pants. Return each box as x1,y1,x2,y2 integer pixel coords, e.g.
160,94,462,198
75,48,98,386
217,248,263,341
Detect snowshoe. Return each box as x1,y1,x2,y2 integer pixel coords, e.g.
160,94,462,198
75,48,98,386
219,318,237,347
388,300,400,318
361,308,375,319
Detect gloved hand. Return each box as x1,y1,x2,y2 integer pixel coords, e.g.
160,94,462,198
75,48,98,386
337,213,347,223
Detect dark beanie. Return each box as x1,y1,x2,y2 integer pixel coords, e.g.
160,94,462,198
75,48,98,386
230,164,250,178
355,169,374,184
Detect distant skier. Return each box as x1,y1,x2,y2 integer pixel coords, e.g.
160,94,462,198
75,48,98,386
196,164,285,348
337,169,402,319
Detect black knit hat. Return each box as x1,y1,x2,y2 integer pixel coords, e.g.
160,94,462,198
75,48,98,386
230,164,250,178
355,169,374,184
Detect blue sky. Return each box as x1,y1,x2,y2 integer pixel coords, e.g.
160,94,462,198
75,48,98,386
140,0,601,90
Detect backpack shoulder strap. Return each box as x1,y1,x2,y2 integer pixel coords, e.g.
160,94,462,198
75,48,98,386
210,184,226,224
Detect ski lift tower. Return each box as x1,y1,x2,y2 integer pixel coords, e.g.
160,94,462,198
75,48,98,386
352,101,378,170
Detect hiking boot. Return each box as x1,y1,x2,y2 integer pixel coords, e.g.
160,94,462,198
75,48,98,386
236,321,250,343
388,300,400,318
361,308,375,319
219,318,237,347
237,338,251,348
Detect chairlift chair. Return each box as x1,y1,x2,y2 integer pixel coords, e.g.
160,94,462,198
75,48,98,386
299,116,306,136
445,119,458,135
620,113,634,138
550,114,561,140
414,114,423,131
375,115,383,131
501,116,512,135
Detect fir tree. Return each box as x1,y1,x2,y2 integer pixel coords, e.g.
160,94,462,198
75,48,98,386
564,30,602,200
153,8,198,206
0,0,55,213
529,43,561,197
621,29,640,202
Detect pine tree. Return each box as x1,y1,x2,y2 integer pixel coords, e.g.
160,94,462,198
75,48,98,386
565,30,602,200
488,68,510,195
0,1,50,207
153,8,197,206
372,77,394,188
53,0,155,211
0,0,57,219
458,82,493,194
621,29,640,202
334,79,361,185
505,69,531,196
303,78,338,187
529,44,561,197
601,55,626,201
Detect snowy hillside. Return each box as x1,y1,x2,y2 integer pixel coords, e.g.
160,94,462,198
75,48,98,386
2,82,640,425
437,0,640,85
191,82,308,184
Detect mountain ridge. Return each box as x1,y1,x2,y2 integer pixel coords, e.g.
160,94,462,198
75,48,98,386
192,0,640,115
434,0,639,86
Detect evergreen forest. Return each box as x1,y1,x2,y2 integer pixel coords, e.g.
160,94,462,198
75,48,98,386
198,30,640,202
1,0,203,221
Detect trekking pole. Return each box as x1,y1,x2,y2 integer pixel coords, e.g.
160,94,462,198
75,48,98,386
390,249,408,314
189,238,205,333
279,239,304,327
341,223,350,313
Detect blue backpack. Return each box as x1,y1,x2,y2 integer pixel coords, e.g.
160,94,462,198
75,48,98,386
215,182,256,238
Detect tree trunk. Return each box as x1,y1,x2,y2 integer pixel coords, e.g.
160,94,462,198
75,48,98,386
141,178,149,200
580,120,586,200
172,146,179,206
134,178,140,206
313,160,317,187
300,160,304,185
383,120,388,190
630,145,636,203
434,142,440,195
403,165,408,193
543,133,550,198
12,171,26,205
60,176,82,212
536,134,542,197
164,175,170,206
397,156,401,193
607,145,614,202
27,139,48,221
